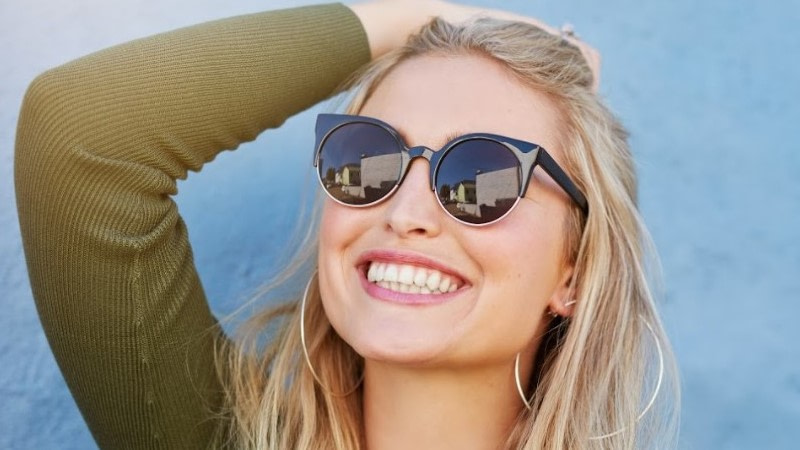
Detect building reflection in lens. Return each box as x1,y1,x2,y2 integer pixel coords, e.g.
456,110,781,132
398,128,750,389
319,124,401,205
436,140,520,224
438,167,518,223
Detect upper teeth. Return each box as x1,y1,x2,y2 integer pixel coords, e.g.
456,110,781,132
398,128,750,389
367,262,460,294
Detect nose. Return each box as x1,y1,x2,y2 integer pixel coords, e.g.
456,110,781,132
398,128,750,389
383,158,443,238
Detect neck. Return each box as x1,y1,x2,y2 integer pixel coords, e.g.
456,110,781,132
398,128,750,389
362,360,528,450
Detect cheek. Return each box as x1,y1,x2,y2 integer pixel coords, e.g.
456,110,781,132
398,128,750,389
319,200,358,256
465,207,567,328
318,201,354,304
318,201,337,252
317,199,377,295
477,212,565,281
317,201,358,340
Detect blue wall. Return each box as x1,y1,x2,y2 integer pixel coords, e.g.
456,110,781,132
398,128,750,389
1,0,798,448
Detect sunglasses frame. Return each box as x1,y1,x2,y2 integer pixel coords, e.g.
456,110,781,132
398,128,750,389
314,114,589,226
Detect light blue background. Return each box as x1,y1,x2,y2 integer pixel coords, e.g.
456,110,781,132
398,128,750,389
2,0,798,448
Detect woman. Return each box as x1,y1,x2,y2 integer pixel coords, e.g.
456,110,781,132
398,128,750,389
15,1,677,448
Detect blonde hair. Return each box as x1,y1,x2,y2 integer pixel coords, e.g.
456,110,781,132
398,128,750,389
216,17,679,450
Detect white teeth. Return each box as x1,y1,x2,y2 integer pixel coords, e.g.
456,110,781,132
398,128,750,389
398,265,415,285
425,270,440,291
384,265,398,282
439,276,450,293
367,261,462,294
413,267,427,287
376,263,386,281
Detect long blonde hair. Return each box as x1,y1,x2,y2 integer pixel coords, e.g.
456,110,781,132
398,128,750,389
216,17,679,450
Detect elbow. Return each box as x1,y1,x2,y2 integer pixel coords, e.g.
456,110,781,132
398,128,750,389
19,66,71,128
16,67,77,165
15,67,84,225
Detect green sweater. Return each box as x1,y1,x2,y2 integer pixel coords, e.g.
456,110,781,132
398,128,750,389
15,4,370,448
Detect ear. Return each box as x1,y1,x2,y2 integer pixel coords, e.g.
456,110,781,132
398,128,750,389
547,265,576,318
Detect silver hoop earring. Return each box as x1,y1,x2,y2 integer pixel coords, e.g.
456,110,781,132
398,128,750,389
514,315,665,440
514,352,534,409
300,272,363,397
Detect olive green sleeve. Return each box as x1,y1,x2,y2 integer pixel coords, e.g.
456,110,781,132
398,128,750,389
14,4,370,448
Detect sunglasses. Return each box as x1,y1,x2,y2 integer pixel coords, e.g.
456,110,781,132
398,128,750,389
313,114,588,226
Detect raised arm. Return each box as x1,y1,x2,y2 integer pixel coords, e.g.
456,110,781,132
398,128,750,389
15,4,369,448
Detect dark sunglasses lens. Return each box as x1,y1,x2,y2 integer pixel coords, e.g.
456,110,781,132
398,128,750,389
435,139,521,224
317,122,403,205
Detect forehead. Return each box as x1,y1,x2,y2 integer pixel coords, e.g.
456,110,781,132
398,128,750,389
359,53,565,154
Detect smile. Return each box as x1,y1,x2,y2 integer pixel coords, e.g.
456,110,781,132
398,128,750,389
366,261,463,295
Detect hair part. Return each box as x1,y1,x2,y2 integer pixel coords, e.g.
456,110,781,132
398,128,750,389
216,17,679,450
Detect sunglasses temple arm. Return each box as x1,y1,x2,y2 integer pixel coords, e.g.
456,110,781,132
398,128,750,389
537,149,589,214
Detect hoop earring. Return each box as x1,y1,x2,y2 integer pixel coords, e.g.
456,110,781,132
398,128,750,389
300,272,363,397
514,352,533,409
514,315,664,440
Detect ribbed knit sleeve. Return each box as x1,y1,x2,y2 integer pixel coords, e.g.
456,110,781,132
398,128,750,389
14,4,370,448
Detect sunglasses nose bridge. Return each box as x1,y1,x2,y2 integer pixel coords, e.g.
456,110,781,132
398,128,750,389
404,146,436,190
407,145,434,160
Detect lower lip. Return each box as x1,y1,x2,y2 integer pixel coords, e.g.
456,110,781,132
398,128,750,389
358,268,463,305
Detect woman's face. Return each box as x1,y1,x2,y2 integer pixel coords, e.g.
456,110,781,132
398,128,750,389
318,54,574,369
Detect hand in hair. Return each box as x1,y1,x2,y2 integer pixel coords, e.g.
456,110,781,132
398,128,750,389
348,0,601,90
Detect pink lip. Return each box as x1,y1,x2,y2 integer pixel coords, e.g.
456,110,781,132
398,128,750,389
356,249,470,305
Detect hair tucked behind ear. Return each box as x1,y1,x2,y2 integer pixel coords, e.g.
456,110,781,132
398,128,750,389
216,17,679,450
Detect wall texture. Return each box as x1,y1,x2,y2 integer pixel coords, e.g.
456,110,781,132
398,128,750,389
2,0,798,448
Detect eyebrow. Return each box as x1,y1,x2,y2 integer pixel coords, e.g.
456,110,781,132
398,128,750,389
395,128,469,150
441,131,468,145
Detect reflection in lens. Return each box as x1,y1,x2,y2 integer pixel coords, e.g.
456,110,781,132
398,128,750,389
318,123,402,205
436,140,520,224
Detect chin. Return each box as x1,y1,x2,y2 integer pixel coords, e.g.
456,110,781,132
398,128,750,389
332,319,457,368
318,257,479,368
